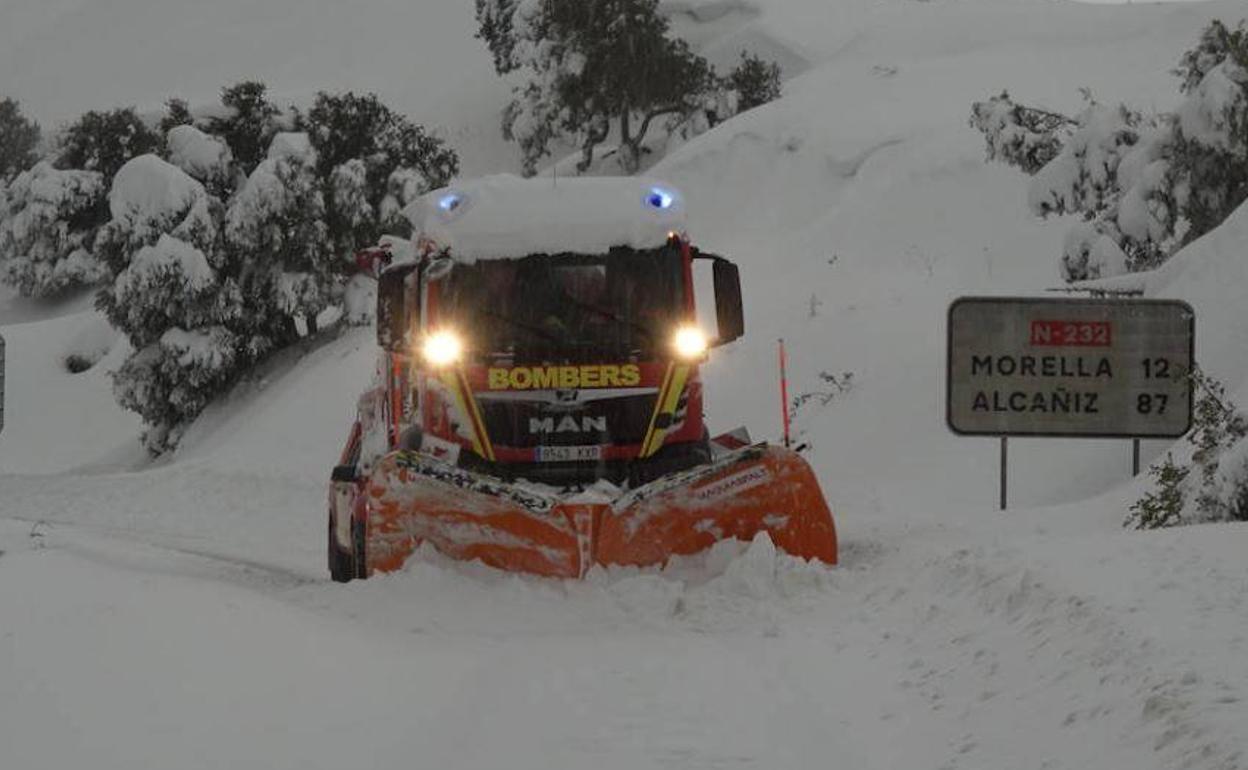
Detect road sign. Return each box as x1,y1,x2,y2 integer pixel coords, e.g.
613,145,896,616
0,333,5,435
947,297,1194,439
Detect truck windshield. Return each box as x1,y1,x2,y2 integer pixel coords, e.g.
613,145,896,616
436,246,685,361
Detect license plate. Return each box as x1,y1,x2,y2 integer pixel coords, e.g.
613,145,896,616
536,445,603,462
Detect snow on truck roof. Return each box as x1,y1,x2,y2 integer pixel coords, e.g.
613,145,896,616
402,174,686,262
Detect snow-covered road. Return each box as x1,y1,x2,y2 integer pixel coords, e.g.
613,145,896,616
3,472,1244,770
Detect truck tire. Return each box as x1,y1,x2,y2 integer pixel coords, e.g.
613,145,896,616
352,518,368,580
328,517,356,583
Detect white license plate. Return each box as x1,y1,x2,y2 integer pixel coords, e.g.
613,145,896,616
536,445,603,462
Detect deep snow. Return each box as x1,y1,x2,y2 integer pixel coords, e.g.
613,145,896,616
3,0,1248,768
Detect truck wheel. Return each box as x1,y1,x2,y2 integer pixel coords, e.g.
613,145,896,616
352,518,368,580
328,517,356,583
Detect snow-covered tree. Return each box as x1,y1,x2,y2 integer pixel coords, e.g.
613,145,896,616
1170,21,1248,241
95,154,242,452
225,145,333,337
0,162,108,296
729,52,783,113
1024,102,1180,280
970,91,1075,175
207,81,282,177
0,97,41,182
159,98,195,135
477,0,721,174
57,108,163,181
326,158,374,257
166,124,234,199
973,18,1248,282
303,91,458,247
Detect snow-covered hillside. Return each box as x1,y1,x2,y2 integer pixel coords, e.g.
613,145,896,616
3,1,1247,768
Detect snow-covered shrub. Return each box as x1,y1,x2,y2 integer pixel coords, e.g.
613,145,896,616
112,324,242,452
95,154,243,452
266,132,315,163
225,147,334,335
206,81,282,177
326,158,374,256
974,18,1248,282
970,92,1075,175
95,155,220,269
1028,101,1141,216
729,51,783,113
1128,370,1248,529
0,97,41,182
1031,106,1185,279
57,108,163,181
0,162,108,296
166,124,235,199
1126,454,1188,530
1206,438,1248,521
1187,369,1248,522
304,91,458,247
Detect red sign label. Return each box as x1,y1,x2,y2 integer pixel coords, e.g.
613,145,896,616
1029,320,1112,347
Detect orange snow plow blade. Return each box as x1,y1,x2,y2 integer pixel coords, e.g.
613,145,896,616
362,445,836,578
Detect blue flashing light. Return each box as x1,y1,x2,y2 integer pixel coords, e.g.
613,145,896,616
438,193,463,212
645,187,675,210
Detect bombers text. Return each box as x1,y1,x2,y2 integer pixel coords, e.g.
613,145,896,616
488,364,643,391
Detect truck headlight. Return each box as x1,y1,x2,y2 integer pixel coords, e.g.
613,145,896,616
673,326,708,360
422,330,463,367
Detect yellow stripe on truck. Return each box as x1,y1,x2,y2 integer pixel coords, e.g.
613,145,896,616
440,368,496,462
640,363,691,458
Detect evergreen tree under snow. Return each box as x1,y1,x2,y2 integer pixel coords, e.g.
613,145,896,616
0,97,41,182
477,0,721,174
0,162,108,297
972,19,1248,282
95,154,239,453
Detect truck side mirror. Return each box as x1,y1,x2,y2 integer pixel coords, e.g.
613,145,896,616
377,264,418,351
712,259,744,345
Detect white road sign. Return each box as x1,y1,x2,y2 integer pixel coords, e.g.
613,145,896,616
947,297,1194,438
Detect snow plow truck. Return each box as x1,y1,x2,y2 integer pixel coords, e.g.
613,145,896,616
328,175,836,581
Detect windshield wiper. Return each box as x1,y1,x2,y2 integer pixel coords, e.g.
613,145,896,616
559,294,658,345
475,308,565,346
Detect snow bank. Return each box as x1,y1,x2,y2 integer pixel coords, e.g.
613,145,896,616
62,314,119,373
1150,201,1248,389
0,310,139,473
404,175,686,262
1084,199,1248,390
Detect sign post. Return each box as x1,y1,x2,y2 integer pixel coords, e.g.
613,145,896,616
1000,436,1008,511
0,333,5,436
947,297,1195,508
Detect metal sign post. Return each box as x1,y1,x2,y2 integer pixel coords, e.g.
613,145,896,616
0,333,5,436
1000,436,1008,511
947,297,1195,509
